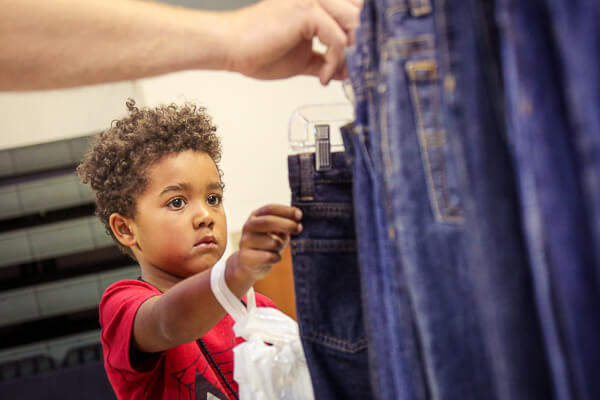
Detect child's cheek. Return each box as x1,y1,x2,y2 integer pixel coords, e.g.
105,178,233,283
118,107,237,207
157,223,188,254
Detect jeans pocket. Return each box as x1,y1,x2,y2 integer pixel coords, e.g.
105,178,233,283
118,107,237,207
405,58,464,223
291,239,367,354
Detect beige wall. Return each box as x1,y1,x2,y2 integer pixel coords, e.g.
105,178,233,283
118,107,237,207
0,82,138,150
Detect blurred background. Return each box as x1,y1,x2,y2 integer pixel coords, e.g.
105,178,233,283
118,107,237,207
0,0,349,397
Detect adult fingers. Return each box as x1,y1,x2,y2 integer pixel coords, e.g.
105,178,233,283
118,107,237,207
306,4,348,84
337,0,364,8
299,51,348,81
316,0,361,47
318,0,362,31
333,63,349,80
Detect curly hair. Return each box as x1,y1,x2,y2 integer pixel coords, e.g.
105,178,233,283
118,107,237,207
77,99,222,256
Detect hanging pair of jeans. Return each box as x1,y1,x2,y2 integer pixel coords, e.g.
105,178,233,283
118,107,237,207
337,2,433,398
430,0,553,398
341,122,428,400
496,0,600,398
288,151,374,399
346,0,498,398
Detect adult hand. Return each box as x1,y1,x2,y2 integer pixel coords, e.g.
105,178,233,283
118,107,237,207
0,0,361,91
225,0,363,85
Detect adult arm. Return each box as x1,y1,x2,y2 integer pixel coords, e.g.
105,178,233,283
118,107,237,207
0,0,361,91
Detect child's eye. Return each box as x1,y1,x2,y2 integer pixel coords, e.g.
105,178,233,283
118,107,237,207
207,194,222,206
167,197,186,209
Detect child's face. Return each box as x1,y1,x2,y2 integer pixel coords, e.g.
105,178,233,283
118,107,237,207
129,150,227,281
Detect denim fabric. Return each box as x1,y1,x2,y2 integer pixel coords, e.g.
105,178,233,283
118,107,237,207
497,0,600,398
429,0,554,399
288,152,374,399
347,0,501,398
344,2,433,398
341,123,428,400
544,0,600,269
543,6,600,394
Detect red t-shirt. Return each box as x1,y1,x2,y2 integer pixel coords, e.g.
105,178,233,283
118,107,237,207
99,280,276,400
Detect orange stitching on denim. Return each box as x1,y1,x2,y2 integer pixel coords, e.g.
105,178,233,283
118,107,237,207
435,0,457,96
409,0,432,17
386,3,408,18
406,59,463,223
381,35,434,61
429,64,463,221
378,104,403,237
424,131,447,148
407,60,443,220
406,59,438,80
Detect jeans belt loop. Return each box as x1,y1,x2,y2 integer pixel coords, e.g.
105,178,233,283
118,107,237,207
300,153,315,201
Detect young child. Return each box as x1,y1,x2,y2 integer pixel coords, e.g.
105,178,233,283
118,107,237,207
77,99,302,400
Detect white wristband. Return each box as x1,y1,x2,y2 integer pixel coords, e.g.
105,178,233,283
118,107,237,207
210,259,254,322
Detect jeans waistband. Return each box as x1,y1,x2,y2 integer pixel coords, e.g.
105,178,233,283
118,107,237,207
288,151,352,201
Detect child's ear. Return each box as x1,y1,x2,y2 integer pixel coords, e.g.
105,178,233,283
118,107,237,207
109,213,137,248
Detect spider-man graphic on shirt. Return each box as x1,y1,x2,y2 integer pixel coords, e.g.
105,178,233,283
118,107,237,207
99,280,275,400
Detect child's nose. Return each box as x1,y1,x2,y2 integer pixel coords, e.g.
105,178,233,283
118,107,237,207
192,204,214,229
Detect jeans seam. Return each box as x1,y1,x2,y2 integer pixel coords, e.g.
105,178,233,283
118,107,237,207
291,240,356,253
313,178,353,184
297,212,354,218
356,129,377,181
406,58,464,223
297,203,353,208
386,3,408,18
302,332,368,353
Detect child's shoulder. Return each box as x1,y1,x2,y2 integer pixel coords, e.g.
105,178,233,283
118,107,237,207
99,279,162,332
100,279,160,312
103,278,159,297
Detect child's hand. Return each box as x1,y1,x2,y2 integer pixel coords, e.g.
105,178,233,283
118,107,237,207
228,204,302,282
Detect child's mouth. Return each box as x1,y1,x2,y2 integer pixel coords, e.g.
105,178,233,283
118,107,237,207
194,235,217,249
194,242,217,249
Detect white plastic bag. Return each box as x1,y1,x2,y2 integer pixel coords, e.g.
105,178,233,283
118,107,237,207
210,261,315,400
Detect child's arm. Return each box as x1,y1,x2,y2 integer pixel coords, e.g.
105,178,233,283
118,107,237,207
131,204,302,354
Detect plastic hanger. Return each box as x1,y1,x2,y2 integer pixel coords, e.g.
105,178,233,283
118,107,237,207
287,102,353,171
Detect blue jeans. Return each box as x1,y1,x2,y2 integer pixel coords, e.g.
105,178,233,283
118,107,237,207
347,0,558,398
288,152,374,399
497,0,600,398
431,0,553,398
343,3,432,398
348,0,498,398
341,123,427,400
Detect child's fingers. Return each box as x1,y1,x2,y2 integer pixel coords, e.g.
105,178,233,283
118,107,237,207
239,248,282,271
252,204,303,221
268,232,290,250
244,214,302,235
240,231,289,253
